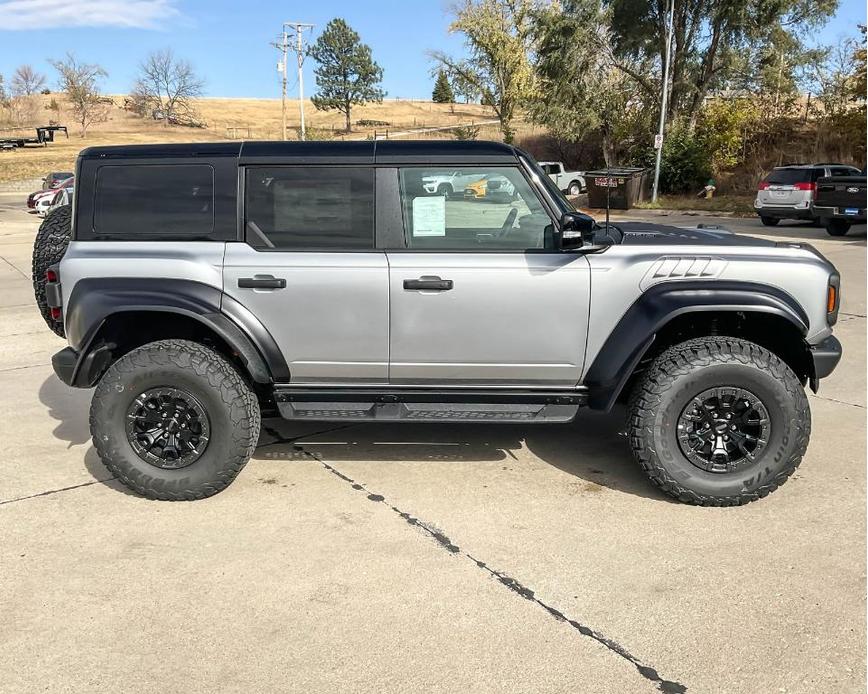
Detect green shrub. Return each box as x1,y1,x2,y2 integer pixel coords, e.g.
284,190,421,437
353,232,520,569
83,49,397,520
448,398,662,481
646,126,712,194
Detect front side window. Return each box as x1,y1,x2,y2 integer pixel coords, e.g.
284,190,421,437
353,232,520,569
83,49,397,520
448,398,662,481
245,167,374,250
398,167,553,250
93,164,214,238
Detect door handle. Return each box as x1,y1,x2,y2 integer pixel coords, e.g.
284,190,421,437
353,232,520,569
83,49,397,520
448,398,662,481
403,277,453,291
238,276,286,289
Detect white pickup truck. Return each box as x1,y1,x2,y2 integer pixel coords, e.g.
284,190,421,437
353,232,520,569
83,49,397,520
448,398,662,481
539,162,586,196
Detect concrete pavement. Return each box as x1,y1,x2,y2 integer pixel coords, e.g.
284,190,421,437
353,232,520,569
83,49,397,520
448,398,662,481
0,193,864,693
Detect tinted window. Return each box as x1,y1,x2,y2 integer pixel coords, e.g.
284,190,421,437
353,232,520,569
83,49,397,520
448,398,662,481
93,164,214,238
245,167,374,250
764,168,812,185
830,167,858,176
398,167,553,250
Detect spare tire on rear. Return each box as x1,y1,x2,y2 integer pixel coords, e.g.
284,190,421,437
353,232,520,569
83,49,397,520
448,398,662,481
32,205,72,337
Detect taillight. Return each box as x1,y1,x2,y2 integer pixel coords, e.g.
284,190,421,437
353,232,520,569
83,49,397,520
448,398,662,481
50,306,62,320
793,182,816,192
758,181,770,190
45,268,57,282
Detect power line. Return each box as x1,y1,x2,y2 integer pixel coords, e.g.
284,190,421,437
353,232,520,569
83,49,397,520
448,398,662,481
273,21,314,141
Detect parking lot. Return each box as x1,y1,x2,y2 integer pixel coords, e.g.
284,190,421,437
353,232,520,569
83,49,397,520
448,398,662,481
0,193,864,693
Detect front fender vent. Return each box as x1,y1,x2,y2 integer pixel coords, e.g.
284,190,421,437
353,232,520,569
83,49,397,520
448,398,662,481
640,256,727,290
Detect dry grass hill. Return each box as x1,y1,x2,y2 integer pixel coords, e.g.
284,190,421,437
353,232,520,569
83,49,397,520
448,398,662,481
0,95,503,184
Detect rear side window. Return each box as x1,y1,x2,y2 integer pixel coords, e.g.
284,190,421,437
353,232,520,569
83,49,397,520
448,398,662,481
244,167,374,250
764,169,811,185
93,164,214,238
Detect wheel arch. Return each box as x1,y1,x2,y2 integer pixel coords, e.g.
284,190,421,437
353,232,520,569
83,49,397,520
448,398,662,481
64,278,289,388
583,281,812,411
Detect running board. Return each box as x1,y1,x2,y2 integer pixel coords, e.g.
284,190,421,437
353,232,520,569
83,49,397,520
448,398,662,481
273,388,586,423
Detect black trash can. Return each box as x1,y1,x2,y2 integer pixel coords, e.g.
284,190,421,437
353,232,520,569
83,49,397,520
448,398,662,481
585,167,648,210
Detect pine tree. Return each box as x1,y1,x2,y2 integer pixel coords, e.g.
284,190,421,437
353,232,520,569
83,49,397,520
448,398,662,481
432,70,454,103
309,18,385,132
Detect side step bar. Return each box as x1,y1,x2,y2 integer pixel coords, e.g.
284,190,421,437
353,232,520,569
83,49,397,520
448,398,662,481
273,387,587,423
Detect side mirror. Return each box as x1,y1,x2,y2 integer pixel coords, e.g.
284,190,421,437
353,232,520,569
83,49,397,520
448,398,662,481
559,212,594,250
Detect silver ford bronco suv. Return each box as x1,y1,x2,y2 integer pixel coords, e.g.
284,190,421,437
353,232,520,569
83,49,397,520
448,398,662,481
33,141,842,505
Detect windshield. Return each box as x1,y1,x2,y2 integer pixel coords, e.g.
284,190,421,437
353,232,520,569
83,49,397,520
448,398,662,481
520,156,575,216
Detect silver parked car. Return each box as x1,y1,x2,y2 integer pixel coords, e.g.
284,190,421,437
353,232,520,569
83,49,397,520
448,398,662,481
35,141,842,506
754,163,861,226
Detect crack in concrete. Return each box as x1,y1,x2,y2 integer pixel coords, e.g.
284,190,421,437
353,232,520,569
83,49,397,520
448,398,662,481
0,363,50,374
0,477,116,506
811,394,866,409
271,432,686,693
0,254,28,279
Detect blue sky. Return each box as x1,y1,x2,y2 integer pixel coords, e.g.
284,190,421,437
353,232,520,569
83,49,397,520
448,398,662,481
0,0,864,99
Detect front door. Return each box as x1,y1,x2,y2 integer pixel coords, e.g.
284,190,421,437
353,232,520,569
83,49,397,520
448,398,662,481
387,166,591,387
223,165,389,384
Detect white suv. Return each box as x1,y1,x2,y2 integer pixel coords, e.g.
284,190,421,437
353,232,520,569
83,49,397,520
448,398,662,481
755,164,861,226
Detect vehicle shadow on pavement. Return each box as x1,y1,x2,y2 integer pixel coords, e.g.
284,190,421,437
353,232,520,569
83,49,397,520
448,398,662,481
38,373,669,502
37,375,139,497
38,374,92,448
259,408,672,502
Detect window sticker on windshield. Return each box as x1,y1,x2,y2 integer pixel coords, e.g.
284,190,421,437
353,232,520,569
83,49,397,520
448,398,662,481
412,195,446,237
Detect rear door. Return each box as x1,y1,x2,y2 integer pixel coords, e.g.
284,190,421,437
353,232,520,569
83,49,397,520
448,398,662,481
222,165,389,384
385,165,591,387
759,168,813,206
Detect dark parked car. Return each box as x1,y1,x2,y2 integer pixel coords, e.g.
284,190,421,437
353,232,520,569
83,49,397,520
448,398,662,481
811,173,867,236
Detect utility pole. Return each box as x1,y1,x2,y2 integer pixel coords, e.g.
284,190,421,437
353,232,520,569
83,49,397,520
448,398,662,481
286,21,314,141
273,28,289,141
273,22,314,141
651,0,675,203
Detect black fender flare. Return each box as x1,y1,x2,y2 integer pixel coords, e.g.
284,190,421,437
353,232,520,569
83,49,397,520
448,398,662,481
583,280,810,411
65,278,289,386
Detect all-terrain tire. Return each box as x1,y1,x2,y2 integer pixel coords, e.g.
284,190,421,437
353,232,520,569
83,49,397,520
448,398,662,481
628,337,810,506
90,339,261,500
31,205,72,337
759,216,779,227
826,219,851,236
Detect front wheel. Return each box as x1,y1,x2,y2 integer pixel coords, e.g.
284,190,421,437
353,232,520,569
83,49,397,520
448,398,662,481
436,183,453,197
628,337,810,506
90,340,261,500
826,219,851,236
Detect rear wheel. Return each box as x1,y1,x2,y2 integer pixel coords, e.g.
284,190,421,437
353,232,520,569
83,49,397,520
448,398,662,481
628,337,810,506
826,219,851,236
568,180,582,196
90,339,261,500
759,216,779,226
31,205,71,337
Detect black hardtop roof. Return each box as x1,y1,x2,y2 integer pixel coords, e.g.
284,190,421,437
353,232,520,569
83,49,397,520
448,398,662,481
78,139,520,164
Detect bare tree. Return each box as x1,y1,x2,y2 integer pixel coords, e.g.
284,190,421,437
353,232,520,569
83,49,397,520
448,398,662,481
131,49,204,126
11,65,46,96
50,53,109,137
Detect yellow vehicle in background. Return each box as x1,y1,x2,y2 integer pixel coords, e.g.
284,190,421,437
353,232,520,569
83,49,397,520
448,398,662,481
463,174,516,201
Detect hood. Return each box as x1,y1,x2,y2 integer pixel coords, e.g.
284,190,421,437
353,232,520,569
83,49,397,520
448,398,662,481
615,221,776,247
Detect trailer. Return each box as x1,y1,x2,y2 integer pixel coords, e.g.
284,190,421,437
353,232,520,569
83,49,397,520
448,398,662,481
0,125,68,149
